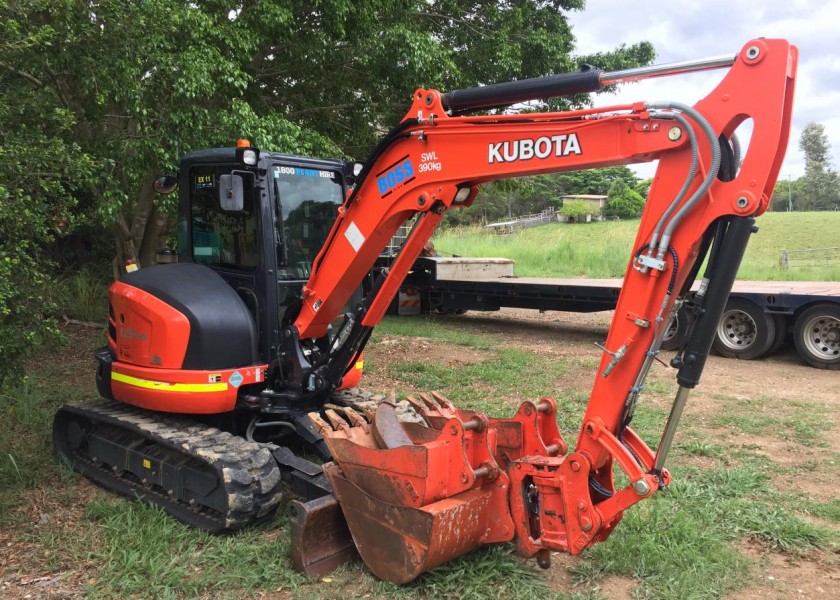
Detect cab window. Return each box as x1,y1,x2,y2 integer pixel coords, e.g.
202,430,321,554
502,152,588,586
189,166,260,270
273,165,343,280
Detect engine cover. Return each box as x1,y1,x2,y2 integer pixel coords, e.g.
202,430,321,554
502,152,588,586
109,263,258,371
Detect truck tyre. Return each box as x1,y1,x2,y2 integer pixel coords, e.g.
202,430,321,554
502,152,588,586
661,306,689,351
793,304,840,370
712,299,776,360
766,313,788,356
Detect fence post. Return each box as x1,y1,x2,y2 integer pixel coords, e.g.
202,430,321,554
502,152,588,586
780,249,789,270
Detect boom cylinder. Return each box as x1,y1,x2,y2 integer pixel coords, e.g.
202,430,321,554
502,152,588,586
442,68,603,113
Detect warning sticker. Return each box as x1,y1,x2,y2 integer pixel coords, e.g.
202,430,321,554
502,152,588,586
344,221,365,252
229,371,243,388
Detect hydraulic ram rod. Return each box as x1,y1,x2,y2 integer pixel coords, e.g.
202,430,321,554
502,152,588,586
441,53,737,114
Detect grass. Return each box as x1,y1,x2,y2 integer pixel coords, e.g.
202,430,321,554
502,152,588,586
59,266,110,322
2,315,838,599
433,212,840,281
75,500,306,599
708,395,833,448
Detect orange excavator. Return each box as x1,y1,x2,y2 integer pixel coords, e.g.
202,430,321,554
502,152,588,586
54,39,797,583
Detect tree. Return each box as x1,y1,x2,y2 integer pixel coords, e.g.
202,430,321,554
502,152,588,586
605,178,645,219
560,200,593,223
799,122,840,211
1,1,655,381
769,176,806,212
3,2,655,266
0,96,95,388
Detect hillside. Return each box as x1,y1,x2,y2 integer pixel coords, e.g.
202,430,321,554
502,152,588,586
433,212,840,281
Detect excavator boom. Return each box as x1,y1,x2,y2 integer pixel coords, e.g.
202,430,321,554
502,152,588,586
294,39,797,582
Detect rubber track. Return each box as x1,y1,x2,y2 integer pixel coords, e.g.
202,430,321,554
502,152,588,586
54,399,283,533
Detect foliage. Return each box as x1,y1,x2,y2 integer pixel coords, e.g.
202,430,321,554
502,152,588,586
0,91,95,389
605,178,645,218
799,122,840,211
559,200,594,223
634,178,652,198
769,121,840,211
444,166,642,226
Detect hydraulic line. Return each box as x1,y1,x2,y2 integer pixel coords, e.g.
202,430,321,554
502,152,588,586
730,133,742,170
645,112,699,253
644,102,722,259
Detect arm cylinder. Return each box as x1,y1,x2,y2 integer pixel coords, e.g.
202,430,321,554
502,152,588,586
441,53,737,115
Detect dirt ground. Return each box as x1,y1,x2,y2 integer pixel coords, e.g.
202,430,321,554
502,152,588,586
1,311,838,599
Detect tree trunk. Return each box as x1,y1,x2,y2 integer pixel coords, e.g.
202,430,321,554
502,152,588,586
111,177,171,279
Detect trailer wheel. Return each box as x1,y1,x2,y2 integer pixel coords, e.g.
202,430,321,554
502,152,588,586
712,299,776,360
661,306,689,351
766,314,788,356
793,304,840,370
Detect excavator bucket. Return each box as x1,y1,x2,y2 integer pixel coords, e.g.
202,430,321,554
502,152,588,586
288,494,357,577
311,394,565,583
323,462,496,583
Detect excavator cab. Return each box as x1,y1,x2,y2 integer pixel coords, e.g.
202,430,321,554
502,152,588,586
174,145,360,364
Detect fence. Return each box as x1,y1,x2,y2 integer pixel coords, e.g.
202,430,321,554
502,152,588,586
780,247,840,270
484,207,558,234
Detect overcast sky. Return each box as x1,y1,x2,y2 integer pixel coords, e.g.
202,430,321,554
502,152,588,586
567,0,838,180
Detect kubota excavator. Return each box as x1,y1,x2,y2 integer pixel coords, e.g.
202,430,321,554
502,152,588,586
54,38,797,583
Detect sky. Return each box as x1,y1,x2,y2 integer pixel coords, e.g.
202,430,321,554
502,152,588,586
566,0,839,181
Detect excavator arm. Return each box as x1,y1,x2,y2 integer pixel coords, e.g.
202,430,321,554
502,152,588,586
289,39,796,583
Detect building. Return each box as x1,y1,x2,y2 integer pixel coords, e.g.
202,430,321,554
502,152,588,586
560,194,608,217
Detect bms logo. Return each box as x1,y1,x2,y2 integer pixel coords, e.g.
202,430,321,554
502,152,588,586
377,159,415,196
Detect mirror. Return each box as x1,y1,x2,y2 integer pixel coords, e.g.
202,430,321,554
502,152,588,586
153,174,178,194
344,161,365,186
219,173,244,211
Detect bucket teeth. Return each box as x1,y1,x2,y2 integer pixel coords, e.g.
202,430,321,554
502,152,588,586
309,407,378,449
308,411,334,435
407,391,457,419
430,391,456,413
339,407,370,433
325,409,352,432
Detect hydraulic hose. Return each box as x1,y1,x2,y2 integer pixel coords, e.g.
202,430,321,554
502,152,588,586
646,112,698,253
645,102,721,259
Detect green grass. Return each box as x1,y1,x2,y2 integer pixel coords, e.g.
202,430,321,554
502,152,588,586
434,221,638,279
372,545,554,600
63,499,305,599
433,212,840,281
3,315,838,600
375,314,497,350
708,395,833,448
58,266,110,322
0,378,76,521
807,499,840,524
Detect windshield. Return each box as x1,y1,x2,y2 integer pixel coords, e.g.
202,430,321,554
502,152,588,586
273,165,344,280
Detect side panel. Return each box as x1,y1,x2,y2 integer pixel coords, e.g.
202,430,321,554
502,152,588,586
110,362,268,414
109,282,190,369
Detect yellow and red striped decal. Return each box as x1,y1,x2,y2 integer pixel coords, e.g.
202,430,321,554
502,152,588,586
111,371,228,393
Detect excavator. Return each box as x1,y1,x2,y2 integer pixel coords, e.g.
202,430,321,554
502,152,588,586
54,39,797,583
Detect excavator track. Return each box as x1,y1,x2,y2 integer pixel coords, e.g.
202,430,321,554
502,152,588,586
53,399,283,533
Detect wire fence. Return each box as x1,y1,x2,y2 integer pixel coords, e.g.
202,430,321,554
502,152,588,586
780,247,840,270
484,207,558,234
